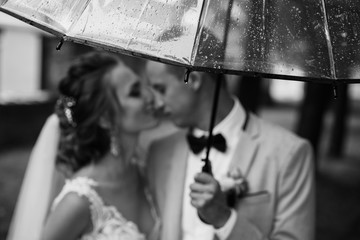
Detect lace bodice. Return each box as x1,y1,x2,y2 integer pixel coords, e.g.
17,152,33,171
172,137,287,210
51,177,146,240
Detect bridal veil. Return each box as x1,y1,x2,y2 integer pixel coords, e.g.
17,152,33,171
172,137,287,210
6,114,64,240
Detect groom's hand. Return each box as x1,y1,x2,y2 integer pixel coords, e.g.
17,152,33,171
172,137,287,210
190,172,231,229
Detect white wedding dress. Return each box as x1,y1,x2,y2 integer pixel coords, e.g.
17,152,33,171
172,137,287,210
52,177,146,240
7,115,160,240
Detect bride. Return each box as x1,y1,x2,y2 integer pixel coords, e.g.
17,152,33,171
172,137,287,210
7,51,160,240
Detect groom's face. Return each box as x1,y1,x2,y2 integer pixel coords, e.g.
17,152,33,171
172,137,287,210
145,61,197,128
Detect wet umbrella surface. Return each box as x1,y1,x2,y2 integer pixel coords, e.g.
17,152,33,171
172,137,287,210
1,0,359,83
1,0,360,172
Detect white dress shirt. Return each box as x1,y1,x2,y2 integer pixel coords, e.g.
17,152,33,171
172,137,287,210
182,97,246,240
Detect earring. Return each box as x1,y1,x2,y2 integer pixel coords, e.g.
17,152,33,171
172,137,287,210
110,135,120,156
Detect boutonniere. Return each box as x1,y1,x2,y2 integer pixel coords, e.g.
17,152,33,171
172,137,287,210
219,167,249,208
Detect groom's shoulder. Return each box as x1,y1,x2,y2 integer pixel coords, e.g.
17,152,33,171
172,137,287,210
251,114,313,162
255,114,308,146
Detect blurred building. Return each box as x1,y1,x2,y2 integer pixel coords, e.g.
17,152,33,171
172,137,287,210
0,13,43,99
0,13,91,148
0,12,93,100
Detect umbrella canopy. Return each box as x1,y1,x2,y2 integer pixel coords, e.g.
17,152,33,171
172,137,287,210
1,0,360,83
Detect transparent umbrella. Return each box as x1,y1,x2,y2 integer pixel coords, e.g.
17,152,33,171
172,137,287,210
1,0,360,173
1,0,360,83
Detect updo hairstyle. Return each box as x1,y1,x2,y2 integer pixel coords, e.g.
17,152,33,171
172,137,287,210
55,51,123,173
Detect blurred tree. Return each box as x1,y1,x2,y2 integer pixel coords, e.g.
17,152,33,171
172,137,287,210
234,76,264,114
296,83,333,161
328,84,350,157
297,83,350,162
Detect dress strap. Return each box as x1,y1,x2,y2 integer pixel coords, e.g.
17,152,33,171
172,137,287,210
51,177,104,229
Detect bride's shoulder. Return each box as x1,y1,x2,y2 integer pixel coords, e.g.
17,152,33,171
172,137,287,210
42,189,92,240
52,190,91,217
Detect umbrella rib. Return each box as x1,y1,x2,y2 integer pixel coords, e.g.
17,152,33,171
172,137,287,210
320,0,337,80
261,0,267,60
189,0,210,65
65,0,92,34
125,0,151,49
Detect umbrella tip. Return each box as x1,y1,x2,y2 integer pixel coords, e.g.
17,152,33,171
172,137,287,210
184,68,191,84
332,84,338,99
56,37,65,51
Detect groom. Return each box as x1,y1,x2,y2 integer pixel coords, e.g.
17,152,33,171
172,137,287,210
145,29,315,240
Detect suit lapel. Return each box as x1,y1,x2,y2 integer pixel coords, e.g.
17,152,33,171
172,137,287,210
158,114,260,240
229,113,260,178
161,135,189,240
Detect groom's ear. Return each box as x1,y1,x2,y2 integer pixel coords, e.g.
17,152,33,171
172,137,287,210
187,71,203,91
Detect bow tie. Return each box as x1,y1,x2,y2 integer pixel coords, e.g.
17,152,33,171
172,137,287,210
186,133,227,154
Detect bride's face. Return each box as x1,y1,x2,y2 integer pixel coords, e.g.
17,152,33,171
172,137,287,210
109,63,159,133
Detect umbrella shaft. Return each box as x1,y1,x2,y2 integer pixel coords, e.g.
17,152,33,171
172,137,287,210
203,74,223,175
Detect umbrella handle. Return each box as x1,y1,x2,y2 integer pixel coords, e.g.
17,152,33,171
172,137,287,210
201,158,213,175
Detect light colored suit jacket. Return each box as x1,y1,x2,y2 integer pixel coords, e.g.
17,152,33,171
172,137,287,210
146,113,315,240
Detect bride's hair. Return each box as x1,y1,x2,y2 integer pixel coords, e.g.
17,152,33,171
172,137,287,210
55,51,123,173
